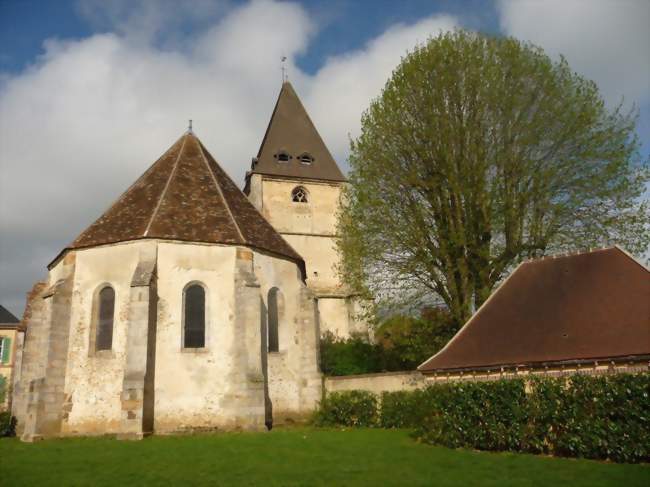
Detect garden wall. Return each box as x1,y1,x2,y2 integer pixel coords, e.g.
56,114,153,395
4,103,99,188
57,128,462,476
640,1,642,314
324,371,425,394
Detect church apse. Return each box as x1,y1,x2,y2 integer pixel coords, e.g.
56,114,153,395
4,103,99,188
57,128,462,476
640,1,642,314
13,131,322,440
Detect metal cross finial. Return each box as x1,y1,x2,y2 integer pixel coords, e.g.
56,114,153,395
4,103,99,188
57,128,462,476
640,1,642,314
188,119,193,132
281,56,287,83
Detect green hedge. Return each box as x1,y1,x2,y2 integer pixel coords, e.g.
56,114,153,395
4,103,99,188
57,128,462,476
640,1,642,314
415,379,528,452
314,374,650,463
379,390,427,428
313,391,378,427
0,411,16,437
319,333,384,376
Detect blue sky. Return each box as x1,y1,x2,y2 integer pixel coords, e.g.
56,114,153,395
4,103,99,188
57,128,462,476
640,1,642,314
0,1,502,74
0,0,648,315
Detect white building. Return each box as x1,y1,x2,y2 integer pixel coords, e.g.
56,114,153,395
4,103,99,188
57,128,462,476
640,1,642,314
13,82,360,440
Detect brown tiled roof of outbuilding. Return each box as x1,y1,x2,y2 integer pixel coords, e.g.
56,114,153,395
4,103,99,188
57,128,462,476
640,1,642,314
249,81,346,182
52,132,304,271
418,247,650,373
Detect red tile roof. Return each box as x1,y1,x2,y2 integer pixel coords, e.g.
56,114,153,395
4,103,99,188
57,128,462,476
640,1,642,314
418,247,650,373
50,133,304,273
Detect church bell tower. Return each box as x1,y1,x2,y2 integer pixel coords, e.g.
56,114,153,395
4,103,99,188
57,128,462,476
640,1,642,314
244,82,365,338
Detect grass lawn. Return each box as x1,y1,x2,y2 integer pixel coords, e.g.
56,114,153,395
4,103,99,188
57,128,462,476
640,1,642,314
1,428,648,486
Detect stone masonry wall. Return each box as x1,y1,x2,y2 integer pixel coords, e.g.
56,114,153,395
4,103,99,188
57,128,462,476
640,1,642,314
324,371,426,395
12,281,49,436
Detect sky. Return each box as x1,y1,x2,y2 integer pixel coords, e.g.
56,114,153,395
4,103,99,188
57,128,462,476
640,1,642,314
0,0,648,316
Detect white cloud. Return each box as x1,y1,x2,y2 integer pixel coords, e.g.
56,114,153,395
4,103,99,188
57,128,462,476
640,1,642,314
0,0,457,314
498,0,650,107
306,16,457,157
75,0,231,45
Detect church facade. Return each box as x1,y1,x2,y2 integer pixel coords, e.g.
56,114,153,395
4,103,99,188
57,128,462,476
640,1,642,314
12,82,359,440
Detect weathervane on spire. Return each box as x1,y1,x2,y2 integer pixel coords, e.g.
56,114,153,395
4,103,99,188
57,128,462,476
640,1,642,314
281,55,287,83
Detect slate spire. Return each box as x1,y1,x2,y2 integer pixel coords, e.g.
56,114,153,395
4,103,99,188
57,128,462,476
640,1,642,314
53,132,304,270
250,81,345,182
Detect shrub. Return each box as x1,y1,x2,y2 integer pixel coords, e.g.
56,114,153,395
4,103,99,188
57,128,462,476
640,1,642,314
315,374,650,463
376,308,458,371
319,308,458,377
319,332,383,376
415,380,528,451
521,374,650,462
313,391,379,427
379,390,427,428
413,374,650,463
0,411,16,437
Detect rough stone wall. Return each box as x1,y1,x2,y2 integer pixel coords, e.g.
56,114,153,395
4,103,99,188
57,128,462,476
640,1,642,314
153,242,264,432
119,244,157,439
224,247,265,429
60,242,148,436
19,253,77,440
12,281,48,434
257,178,341,292
248,175,367,338
282,234,340,292
324,371,426,394
15,238,323,438
253,250,322,422
256,178,341,237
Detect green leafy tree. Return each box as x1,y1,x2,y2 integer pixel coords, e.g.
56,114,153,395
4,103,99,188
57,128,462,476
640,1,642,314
376,307,458,369
338,30,649,328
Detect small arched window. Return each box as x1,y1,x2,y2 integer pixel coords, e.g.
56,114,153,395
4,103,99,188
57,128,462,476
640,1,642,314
291,186,308,203
184,284,206,348
298,153,314,164
274,150,291,162
96,286,115,351
267,288,280,353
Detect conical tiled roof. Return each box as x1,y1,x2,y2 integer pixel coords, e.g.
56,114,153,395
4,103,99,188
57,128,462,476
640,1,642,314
52,132,304,270
250,82,345,182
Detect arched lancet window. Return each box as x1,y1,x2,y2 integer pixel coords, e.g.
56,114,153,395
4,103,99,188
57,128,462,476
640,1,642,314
96,286,115,351
267,287,280,353
291,186,308,203
184,284,206,348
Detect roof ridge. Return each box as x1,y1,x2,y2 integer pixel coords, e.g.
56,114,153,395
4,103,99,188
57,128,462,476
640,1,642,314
613,245,650,272
255,83,285,160
521,246,621,265
68,135,183,246
51,132,306,272
418,259,527,371
283,82,338,166
144,135,188,237
194,136,246,243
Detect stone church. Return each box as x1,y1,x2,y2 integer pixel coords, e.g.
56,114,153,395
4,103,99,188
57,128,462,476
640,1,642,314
12,82,362,440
